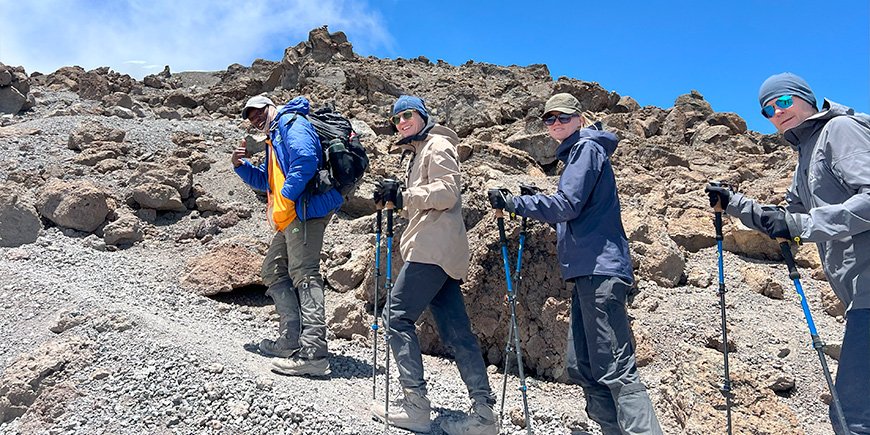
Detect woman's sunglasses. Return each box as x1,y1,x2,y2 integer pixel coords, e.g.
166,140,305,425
543,113,579,126
390,110,415,125
761,95,794,119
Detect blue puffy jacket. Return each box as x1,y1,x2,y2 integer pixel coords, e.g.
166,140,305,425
511,127,634,283
234,96,343,221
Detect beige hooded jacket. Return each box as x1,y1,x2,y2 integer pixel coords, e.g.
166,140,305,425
394,125,470,281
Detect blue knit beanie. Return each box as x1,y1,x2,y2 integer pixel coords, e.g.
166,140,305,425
392,95,429,124
758,72,817,109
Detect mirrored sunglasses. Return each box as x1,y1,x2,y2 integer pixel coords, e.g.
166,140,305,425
543,113,579,126
761,95,794,119
390,110,415,125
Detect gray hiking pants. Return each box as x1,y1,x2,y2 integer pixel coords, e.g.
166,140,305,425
566,275,662,435
385,262,495,405
261,214,331,360
832,308,870,434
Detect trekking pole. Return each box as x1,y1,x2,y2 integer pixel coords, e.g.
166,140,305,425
712,206,733,435
493,205,532,434
382,199,394,433
380,178,402,433
778,240,849,435
372,204,383,400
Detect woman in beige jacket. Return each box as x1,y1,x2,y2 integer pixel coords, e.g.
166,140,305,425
371,95,497,435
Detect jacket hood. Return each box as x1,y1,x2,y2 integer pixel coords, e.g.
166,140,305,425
274,96,310,121
555,124,619,161
784,99,853,148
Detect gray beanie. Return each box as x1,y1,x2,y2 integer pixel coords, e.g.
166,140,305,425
758,72,817,109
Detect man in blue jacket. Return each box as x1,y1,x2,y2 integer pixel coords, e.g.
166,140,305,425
707,73,870,434
489,93,662,435
232,95,343,376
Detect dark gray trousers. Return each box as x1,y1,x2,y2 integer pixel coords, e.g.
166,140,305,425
261,214,331,359
567,275,662,435
385,262,495,404
832,308,870,434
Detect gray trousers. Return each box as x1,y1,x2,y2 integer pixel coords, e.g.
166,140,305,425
261,214,331,360
567,275,662,435
832,308,870,434
386,262,495,404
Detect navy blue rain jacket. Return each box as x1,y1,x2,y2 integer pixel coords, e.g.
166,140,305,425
234,96,343,221
511,128,634,282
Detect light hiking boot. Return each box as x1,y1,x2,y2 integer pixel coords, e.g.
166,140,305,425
259,337,300,358
371,389,432,433
271,356,330,377
440,402,499,435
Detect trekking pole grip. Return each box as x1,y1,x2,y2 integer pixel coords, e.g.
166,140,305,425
714,211,723,240
778,240,800,280
496,214,507,245
385,201,395,236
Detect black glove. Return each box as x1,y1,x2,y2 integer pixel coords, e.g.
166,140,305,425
705,182,732,210
379,178,403,210
487,188,516,213
519,183,541,196
759,206,797,241
373,184,384,206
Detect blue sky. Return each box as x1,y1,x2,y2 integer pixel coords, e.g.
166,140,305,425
1,0,867,133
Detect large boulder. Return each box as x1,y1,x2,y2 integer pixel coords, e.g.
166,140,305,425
723,220,782,260
36,180,111,232
0,63,30,115
179,238,268,296
673,90,713,128
505,119,555,166
307,26,355,63
77,70,111,100
0,187,41,247
0,86,26,115
0,336,95,423
623,209,686,287
102,213,144,246
67,120,126,151
666,208,716,252
128,159,193,199
131,182,186,211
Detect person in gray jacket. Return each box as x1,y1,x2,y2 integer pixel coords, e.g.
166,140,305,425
707,72,870,434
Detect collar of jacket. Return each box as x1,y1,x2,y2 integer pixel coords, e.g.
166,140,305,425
784,99,854,149
555,122,617,162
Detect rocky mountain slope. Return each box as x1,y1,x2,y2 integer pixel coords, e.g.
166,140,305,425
0,26,846,434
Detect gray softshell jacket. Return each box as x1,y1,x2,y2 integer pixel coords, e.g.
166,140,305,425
727,100,870,312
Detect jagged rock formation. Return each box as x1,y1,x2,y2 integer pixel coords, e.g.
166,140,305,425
0,26,842,434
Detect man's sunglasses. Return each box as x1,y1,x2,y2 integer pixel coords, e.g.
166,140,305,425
543,113,579,126
390,110,415,125
761,95,794,119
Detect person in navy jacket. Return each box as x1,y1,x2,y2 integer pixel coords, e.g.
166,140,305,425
489,93,662,435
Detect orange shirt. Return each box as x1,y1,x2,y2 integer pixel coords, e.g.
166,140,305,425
266,139,297,231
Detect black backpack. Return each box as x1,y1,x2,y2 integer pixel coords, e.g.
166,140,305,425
298,106,369,197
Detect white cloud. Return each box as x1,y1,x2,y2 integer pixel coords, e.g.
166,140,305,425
0,0,393,79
